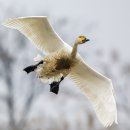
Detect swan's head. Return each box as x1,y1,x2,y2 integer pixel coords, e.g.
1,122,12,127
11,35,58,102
77,36,90,44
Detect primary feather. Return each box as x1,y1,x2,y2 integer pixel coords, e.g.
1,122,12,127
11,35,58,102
69,56,117,127
3,16,117,127
3,16,65,54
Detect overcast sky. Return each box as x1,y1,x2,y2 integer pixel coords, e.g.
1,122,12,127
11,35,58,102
1,0,130,61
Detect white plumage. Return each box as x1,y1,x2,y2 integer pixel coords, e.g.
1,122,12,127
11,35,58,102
3,16,117,127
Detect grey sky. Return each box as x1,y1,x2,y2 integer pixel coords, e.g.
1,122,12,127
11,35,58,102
1,0,130,60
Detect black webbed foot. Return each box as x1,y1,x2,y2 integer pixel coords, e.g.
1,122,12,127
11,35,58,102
50,76,64,94
50,82,59,94
23,60,43,74
23,65,37,73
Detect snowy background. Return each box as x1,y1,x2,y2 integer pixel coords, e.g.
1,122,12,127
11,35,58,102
0,0,130,130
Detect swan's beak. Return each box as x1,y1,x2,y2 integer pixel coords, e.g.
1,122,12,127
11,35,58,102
82,38,90,43
86,39,90,42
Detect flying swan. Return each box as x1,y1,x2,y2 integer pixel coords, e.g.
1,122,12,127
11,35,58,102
3,16,117,127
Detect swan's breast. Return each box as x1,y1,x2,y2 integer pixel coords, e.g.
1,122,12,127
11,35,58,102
55,57,72,70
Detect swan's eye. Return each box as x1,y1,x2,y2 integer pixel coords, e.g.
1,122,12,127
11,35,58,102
79,36,85,41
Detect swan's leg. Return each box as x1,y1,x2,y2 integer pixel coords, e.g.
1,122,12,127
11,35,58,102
50,77,64,94
23,61,43,74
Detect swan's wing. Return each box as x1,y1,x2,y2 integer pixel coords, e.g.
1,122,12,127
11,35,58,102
3,16,66,54
69,57,117,127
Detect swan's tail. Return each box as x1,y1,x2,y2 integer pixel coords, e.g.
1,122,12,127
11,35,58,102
34,54,43,62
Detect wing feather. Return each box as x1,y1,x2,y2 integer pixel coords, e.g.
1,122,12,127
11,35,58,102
69,57,117,127
3,16,65,54
3,16,117,126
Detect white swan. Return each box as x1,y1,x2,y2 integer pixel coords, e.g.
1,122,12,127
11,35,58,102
3,16,117,127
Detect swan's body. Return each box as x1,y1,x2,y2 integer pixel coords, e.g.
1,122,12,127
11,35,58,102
36,48,78,83
3,16,117,127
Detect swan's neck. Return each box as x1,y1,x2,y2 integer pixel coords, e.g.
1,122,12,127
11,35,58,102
71,41,79,59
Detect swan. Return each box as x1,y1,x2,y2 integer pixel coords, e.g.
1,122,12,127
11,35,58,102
3,16,117,127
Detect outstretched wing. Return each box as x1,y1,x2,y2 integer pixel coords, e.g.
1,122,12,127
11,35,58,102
69,57,117,127
3,16,66,54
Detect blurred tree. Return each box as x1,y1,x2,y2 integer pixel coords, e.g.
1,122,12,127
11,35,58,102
0,38,44,130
